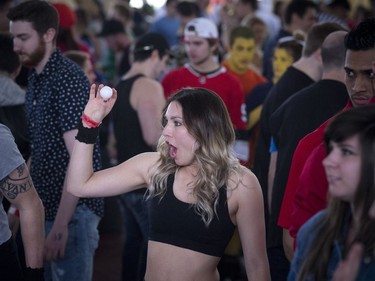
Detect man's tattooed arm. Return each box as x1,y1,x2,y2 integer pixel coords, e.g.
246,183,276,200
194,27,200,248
0,163,33,200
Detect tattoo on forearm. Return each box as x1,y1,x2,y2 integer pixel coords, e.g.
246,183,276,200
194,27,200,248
16,163,25,177
0,163,32,199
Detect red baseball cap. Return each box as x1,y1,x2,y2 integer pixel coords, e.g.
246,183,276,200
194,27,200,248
52,2,77,30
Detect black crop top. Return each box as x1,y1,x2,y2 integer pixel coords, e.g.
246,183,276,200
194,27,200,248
149,173,236,257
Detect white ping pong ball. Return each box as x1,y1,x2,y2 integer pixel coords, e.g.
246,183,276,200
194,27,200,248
100,86,113,100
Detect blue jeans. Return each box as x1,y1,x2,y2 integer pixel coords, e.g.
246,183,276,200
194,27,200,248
118,191,149,281
44,205,100,281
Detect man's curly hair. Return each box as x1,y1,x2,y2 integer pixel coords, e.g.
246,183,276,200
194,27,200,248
345,17,375,51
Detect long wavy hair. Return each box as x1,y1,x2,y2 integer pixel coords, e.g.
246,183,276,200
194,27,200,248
148,88,242,226
297,105,375,281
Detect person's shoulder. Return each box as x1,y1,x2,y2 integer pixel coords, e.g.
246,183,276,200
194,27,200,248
136,75,160,86
60,55,85,73
272,84,312,118
56,55,89,87
247,67,266,80
220,68,243,86
298,209,327,238
0,123,11,137
54,52,86,77
230,166,261,191
164,66,186,77
162,67,185,85
227,166,263,211
220,67,238,80
277,65,295,78
299,119,328,145
134,77,163,94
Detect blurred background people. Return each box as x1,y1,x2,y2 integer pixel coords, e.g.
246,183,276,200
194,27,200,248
246,34,304,169
149,0,179,48
98,19,133,86
64,50,97,84
52,2,90,54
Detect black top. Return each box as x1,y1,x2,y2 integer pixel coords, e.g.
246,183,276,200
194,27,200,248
267,79,348,248
252,66,314,233
149,173,235,257
112,74,152,162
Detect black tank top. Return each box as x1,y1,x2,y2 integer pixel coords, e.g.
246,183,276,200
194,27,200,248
112,74,152,162
149,173,236,257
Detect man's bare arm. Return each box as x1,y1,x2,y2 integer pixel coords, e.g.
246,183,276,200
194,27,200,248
1,163,45,268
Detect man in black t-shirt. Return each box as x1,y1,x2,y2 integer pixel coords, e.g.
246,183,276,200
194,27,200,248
252,22,345,281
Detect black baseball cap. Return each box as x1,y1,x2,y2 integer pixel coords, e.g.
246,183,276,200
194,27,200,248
134,32,170,57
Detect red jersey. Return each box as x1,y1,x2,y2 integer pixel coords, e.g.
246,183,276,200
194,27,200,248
162,64,247,130
222,60,267,96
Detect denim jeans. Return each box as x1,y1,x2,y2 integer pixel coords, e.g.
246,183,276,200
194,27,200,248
44,205,100,281
118,191,149,281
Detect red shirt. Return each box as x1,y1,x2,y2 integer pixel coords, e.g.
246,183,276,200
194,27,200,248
277,127,326,230
221,60,267,96
289,141,329,239
162,64,247,130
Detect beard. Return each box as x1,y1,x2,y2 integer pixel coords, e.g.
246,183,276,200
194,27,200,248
18,40,46,68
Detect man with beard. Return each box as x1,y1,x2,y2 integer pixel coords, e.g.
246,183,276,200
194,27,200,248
7,1,104,280
162,17,249,165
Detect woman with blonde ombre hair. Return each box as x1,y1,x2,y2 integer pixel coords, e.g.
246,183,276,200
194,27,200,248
67,86,270,281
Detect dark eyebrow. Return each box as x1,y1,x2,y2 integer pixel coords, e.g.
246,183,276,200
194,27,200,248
14,33,30,39
338,142,355,149
344,66,373,75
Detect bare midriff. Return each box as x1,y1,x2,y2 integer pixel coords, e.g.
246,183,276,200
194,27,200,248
145,241,221,281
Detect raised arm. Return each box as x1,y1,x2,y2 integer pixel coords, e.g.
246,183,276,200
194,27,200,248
67,84,160,198
234,168,271,281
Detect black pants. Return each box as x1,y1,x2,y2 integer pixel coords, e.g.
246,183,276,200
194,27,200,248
0,237,24,281
268,246,290,281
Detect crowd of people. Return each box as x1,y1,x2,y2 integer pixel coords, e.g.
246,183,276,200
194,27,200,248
0,0,374,281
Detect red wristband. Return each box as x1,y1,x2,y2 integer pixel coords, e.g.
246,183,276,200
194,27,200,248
82,113,101,128
8,206,20,217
